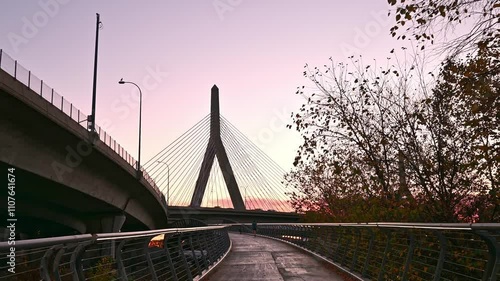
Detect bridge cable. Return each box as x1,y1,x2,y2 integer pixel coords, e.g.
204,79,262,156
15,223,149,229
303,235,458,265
220,119,287,211
220,117,291,211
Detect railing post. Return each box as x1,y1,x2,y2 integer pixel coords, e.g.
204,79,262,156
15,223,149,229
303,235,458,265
401,232,415,281
70,242,90,281
215,229,224,257
202,230,215,266
377,230,393,281
40,246,59,281
350,228,361,271
335,227,344,262
116,240,129,281
51,89,54,104
315,226,326,257
52,247,66,281
362,228,374,278
177,234,193,281
143,238,159,281
28,71,31,87
188,234,202,275
341,227,352,266
14,60,17,78
196,231,209,269
476,230,500,281
337,227,345,263
319,226,331,259
40,80,43,96
0,49,2,68
61,97,64,111
433,231,447,281
163,235,179,281
70,103,73,118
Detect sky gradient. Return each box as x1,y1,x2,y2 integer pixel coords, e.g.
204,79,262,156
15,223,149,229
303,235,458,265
1,1,405,207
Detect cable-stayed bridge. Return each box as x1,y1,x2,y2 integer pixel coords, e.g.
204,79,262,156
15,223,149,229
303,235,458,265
143,85,298,223
145,85,293,213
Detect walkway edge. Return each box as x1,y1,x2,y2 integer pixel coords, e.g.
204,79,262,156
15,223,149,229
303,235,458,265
254,233,366,281
196,238,233,281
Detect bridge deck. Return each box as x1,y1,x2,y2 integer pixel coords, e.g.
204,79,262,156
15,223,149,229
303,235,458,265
205,233,344,281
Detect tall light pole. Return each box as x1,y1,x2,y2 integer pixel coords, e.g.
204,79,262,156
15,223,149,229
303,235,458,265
157,161,170,206
89,13,102,133
118,78,142,179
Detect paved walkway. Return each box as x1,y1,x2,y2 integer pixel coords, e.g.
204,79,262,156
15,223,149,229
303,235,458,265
205,233,344,281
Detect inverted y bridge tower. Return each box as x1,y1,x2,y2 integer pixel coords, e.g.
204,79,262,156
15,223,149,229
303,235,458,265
190,85,246,210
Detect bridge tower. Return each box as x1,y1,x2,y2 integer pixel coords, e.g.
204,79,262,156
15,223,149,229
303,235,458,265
190,85,246,210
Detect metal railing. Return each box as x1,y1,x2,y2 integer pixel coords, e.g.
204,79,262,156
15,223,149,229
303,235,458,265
232,223,500,281
0,49,161,198
0,225,231,280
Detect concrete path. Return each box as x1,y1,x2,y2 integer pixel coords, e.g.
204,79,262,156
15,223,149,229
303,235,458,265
205,233,344,281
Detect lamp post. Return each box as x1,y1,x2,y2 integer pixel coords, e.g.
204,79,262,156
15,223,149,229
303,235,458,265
157,161,170,206
118,78,142,178
89,13,102,135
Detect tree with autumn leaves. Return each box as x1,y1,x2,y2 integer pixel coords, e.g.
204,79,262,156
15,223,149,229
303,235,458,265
287,0,499,222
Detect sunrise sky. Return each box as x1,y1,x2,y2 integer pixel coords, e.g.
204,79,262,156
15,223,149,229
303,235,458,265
0,0,412,208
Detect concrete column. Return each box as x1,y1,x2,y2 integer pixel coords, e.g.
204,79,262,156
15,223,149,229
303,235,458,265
86,213,126,234
87,214,126,259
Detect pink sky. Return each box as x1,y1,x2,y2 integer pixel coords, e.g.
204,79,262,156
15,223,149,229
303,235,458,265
1,0,403,208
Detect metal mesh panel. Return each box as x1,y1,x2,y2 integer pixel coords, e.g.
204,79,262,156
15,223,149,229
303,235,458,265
15,63,29,86
29,73,42,95
0,51,15,76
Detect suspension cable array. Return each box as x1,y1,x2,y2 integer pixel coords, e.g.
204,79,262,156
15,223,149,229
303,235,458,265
143,87,295,212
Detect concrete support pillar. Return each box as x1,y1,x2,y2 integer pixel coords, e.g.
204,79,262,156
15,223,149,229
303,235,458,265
101,214,127,233
87,213,126,234
102,214,126,259
87,214,126,259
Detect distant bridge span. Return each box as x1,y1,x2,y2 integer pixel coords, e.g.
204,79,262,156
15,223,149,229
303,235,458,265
167,206,300,224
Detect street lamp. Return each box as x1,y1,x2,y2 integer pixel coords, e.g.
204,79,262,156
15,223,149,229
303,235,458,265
157,161,170,206
118,78,142,179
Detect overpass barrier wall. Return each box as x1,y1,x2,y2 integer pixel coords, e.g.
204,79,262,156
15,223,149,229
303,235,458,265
231,223,500,281
0,225,231,280
0,49,161,198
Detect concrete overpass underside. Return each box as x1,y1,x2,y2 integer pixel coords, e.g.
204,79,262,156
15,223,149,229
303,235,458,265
0,160,151,237
0,70,168,238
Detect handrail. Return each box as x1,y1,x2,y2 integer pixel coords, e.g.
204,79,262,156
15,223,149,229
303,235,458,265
236,222,500,229
231,222,500,281
0,226,228,251
0,224,232,280
96,225,227,241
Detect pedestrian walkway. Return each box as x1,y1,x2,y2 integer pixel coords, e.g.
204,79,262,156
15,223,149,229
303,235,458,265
205,233,345,281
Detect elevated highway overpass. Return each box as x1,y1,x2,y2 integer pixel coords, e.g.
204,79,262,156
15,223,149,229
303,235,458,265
0,58,168,238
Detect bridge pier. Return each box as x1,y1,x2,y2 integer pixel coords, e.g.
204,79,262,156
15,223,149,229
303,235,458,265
87,213,126,234
86,214,127,259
